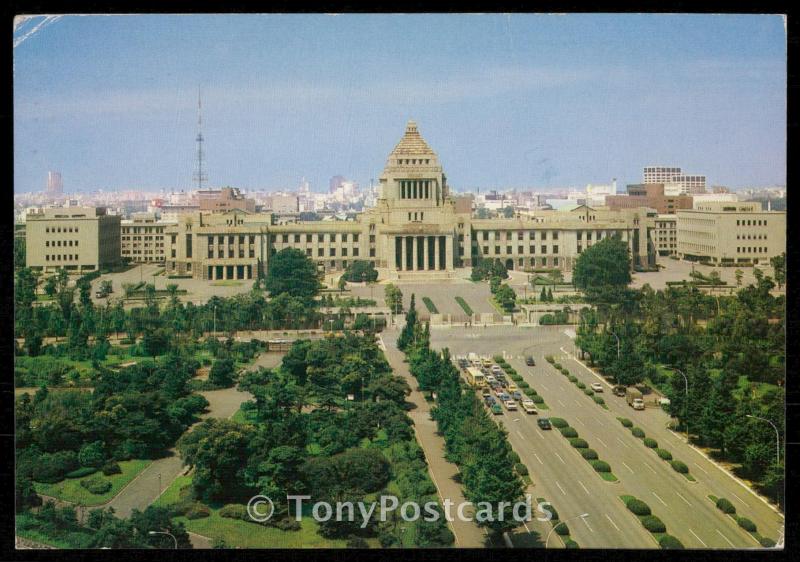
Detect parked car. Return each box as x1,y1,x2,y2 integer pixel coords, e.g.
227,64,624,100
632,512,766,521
525,356,535,366
512,391,523,401
537,418,552,430
591,383,604,392
521,400,538,415
491,403,503,415
504,400,518,411
507,383,518,392
626,387,645,410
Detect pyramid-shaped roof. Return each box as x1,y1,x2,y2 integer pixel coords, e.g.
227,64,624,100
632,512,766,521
390,120,436,156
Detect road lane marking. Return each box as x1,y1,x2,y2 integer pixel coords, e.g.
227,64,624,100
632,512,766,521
516,430,525,439
578,480,590,496
559,387,566,392
557,399,566,407
574,399,582,406
693,462,709,475
554,452,566,464
596,437,608,448
643,462,657,474
575,418,586,426
676,491,691,506
605,514,620,532
536,429,545,440
555,481,567,495
581,516,594,533
533,453,544,465
621,461,634,474
652,492,668,508
731,492,748,507
716,529,736,547
541,384,549,391
689,529,708,547
595,419,604,427
615,437,631,449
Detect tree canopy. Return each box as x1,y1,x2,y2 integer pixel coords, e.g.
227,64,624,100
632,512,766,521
265,248,321,300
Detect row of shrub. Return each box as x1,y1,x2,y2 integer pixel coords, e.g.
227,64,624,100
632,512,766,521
617,419,693,480
551,361,607,410
496,356,548,408
621,495,684,549
549,418,616,481
710,495,776,548
536,497,579,548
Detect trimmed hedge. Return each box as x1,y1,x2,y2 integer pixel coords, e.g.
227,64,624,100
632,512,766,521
65,467,98,479
80,476,112,495
670,460,689,474
553,363,562,370
659,535,684,549
545,356,555,363
559,427,579,438
631,427,646,438
593,396,605,405
568,376,578,383
736,517,757,533
643,437,658,448
580,448,599,460
760,537,776,548
185,502,212,520
101,462,122,476
589,460,611,473
619,418,633,428
509,451,521,464
524,387,538,396
219,504,248,520
518,381,530,389
569,438,589,449
655,448,673,461
576,382,586,389
555,523,570,536
641,515,666,533
565,539,579,549
584,388,595,396
515,462,529,477
716,497,736,515
625,498,652,516
549,417,569,428
531,395,544,404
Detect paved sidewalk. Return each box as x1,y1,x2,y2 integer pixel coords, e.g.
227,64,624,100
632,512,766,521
380,329,487,548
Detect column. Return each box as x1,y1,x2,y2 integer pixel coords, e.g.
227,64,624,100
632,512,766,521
445,236,454,271
412,236,419,271
423,236,430,270
401,236,408,271
388,236,396,270
434,236,440,270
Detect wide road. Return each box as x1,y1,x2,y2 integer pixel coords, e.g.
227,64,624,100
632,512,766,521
431,325,784,549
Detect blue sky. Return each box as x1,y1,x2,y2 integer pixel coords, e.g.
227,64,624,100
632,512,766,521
14,14,786,193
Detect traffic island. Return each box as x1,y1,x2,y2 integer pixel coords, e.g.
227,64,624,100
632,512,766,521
708,495,776,547
536,497,579,549
617,418,697,482
619,495,685,549
549,418,619,483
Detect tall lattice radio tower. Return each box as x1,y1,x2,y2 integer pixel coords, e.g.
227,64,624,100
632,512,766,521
193,87,208,190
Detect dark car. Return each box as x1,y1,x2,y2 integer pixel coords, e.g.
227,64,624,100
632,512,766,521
491,403,503,415
484,396,497,406
512,391,523,401
537,418,552,430
525,356,535,366
612,385,627,397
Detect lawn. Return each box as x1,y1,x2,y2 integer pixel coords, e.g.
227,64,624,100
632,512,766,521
421,296,439,314
211,280,244,287
454,296,473,316
154,474,373,548
34,459,152,506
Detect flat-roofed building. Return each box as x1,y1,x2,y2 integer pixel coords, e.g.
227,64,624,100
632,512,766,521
654,214,678,256
120,212,173,263
26,206,121,273
676,201,785,265
607,183,693,214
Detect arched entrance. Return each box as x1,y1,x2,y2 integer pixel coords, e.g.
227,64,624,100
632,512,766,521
505,258,514,271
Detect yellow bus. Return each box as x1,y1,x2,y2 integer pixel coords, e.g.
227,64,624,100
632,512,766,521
466,367,487,388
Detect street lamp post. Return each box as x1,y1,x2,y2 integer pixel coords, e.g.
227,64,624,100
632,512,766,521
608,329,620,358
545,513,589,548
148,530,177,549
666,367,689,441
746,414,781,465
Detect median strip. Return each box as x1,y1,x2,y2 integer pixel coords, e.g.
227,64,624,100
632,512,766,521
616,418,696,482
618,495,685,549
537,497,579,549
545,355,608,410
707,495,776,548
548,417,618,483
493,356,549,410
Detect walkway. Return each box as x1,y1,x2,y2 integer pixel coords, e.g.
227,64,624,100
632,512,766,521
379,329,486,548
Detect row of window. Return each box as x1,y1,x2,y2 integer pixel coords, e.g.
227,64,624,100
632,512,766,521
45,240,78,248
44,226,79,233
738,247,769,254
122,227,164,234
737,234,767,240
736,219,768,226
397,158,430,165
479,245,560,256
479,231,560,241
45,254,79,261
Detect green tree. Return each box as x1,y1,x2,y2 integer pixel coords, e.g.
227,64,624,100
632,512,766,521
14,236,26,268
342,260,378,283
540,286,547,302
495,284,516,312
265,248,321,299
572,236,632,300
397,294,418,351
770,252,785,289
735,269,743,287
209,357,236,387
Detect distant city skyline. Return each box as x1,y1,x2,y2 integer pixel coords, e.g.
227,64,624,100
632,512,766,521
14,14,786,194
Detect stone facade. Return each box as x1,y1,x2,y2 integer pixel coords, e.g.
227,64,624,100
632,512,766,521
26,206,121,273
165,121,658,280
121,212,171,263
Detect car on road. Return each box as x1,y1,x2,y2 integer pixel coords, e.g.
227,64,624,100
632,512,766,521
486,374,496,384
612,385,627,397
484,396,496,406
521,400,538,414
498,392,511,402
507,382,518,392
626,387,645,410
491,365,503,374
591,382,604,392
525,356,535,366
499,380,509,389
491,403,503,415
504,400,518,411
537,418,552,430
512,391,523,401
481,388,492,398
